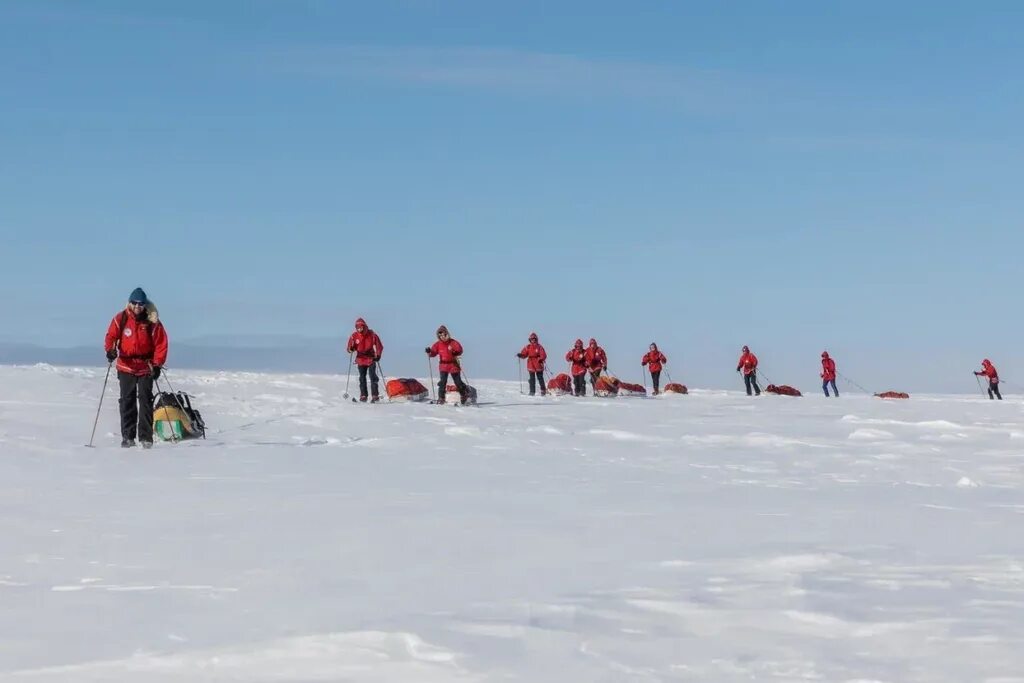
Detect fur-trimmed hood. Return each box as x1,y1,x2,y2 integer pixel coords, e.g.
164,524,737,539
126,301,160,324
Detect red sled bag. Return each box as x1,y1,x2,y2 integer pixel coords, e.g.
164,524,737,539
594,374,620,397
663,383,688,395
547,373,572,396
385,378,429,402
618,381,647,397
875,391,910,399
765,384,802,397
446,384,478,405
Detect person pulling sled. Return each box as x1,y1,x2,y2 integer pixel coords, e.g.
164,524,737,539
821,351,838,397
347,317,384,402
103,287,168,448
426,325,469,404
517,332,547,396
736,345,761,396
975,359,1002,400
585,338,608,392
641,343,667,395
566,339,588,396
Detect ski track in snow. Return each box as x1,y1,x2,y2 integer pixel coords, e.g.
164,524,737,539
1,364,1023,682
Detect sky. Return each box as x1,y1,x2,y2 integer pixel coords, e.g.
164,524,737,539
1,0,1022,391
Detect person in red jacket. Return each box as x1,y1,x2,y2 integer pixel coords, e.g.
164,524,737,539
426,325,468,404
975,359,1002,400
585,338,608,391
347,317,384,402
821,351,838,397
641,343,668,395
736,345,761,396
516,332,547,396
103,287,168,448
565,339,588,396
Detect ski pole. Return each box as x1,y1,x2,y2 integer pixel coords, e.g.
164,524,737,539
975,374,987,397
642,365,648,391
342,351,354,399
86,361,114,447
427,354,436,402
518,357,524,395
375,360,390,402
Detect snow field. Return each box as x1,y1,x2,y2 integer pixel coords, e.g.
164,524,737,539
0,364,1022,682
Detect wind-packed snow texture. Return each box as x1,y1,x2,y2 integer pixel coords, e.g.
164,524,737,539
1,365,1022,682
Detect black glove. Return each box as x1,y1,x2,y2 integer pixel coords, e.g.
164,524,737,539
151,366,162,380
106,349,117,362
424,347,432,354
517,353,525,359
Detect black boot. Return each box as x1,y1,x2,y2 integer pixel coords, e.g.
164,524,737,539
121,438,135,448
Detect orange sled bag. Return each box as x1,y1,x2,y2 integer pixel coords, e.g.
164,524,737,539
765,384,803,397
594,374,620,397
386,378,429,402
547,373,572,396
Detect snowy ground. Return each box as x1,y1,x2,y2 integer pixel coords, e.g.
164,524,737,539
1,364,1022,682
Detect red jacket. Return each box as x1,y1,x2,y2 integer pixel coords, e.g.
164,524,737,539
737,351,758,375
565,347,588,376
642,350,667,373
347,329,383,367
585,344,607,372
428,339,464,374
977,360,999,381
518,342,547,372
821,355,836,381
104,306,168,376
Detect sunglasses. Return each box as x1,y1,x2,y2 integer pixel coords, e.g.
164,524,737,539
129,301,146,306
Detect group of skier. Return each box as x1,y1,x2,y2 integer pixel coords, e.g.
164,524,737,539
103,287,1009,447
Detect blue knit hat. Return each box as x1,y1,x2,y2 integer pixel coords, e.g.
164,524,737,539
128,287,148,304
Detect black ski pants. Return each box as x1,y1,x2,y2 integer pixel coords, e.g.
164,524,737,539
988,380,1003,400
650,370,661,393
438,371,468,402
118,371,154,442
744,372,761,396
528,371,546,395
358,363,379,398
573,373,587,396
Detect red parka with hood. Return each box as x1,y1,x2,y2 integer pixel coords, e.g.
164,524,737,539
977,359,999,382
642,345,667,373
736,347,758,376
518,334,547,372
347,318,383,367
566,340,588,376
427,326,464,374
104,304,168,376
585,339,607,372
820,352,837,381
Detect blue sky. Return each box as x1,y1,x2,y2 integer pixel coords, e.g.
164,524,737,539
1,1,1021,391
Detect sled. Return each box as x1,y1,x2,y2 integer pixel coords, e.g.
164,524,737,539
385,378,430,402
765,384,802,397
662,383,688,395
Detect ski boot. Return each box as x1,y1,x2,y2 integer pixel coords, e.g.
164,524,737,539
141,441,154,450
359,395,368,403
371,395,380,403
121,438,135,448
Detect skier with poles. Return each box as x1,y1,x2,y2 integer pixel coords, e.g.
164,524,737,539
516,332,547,396
566,339,588,396
974,359,1003,400
426,325,469,405
821,351,839,397
585,338,608,392
346,317,384,402
103,287,168,448
736,345,761,396
641,343,667,395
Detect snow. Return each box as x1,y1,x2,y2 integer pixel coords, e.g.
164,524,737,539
1,364,1023,682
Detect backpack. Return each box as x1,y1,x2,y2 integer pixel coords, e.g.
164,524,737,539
153,391,207,441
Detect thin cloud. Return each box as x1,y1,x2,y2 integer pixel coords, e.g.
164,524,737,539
261,45,761,110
